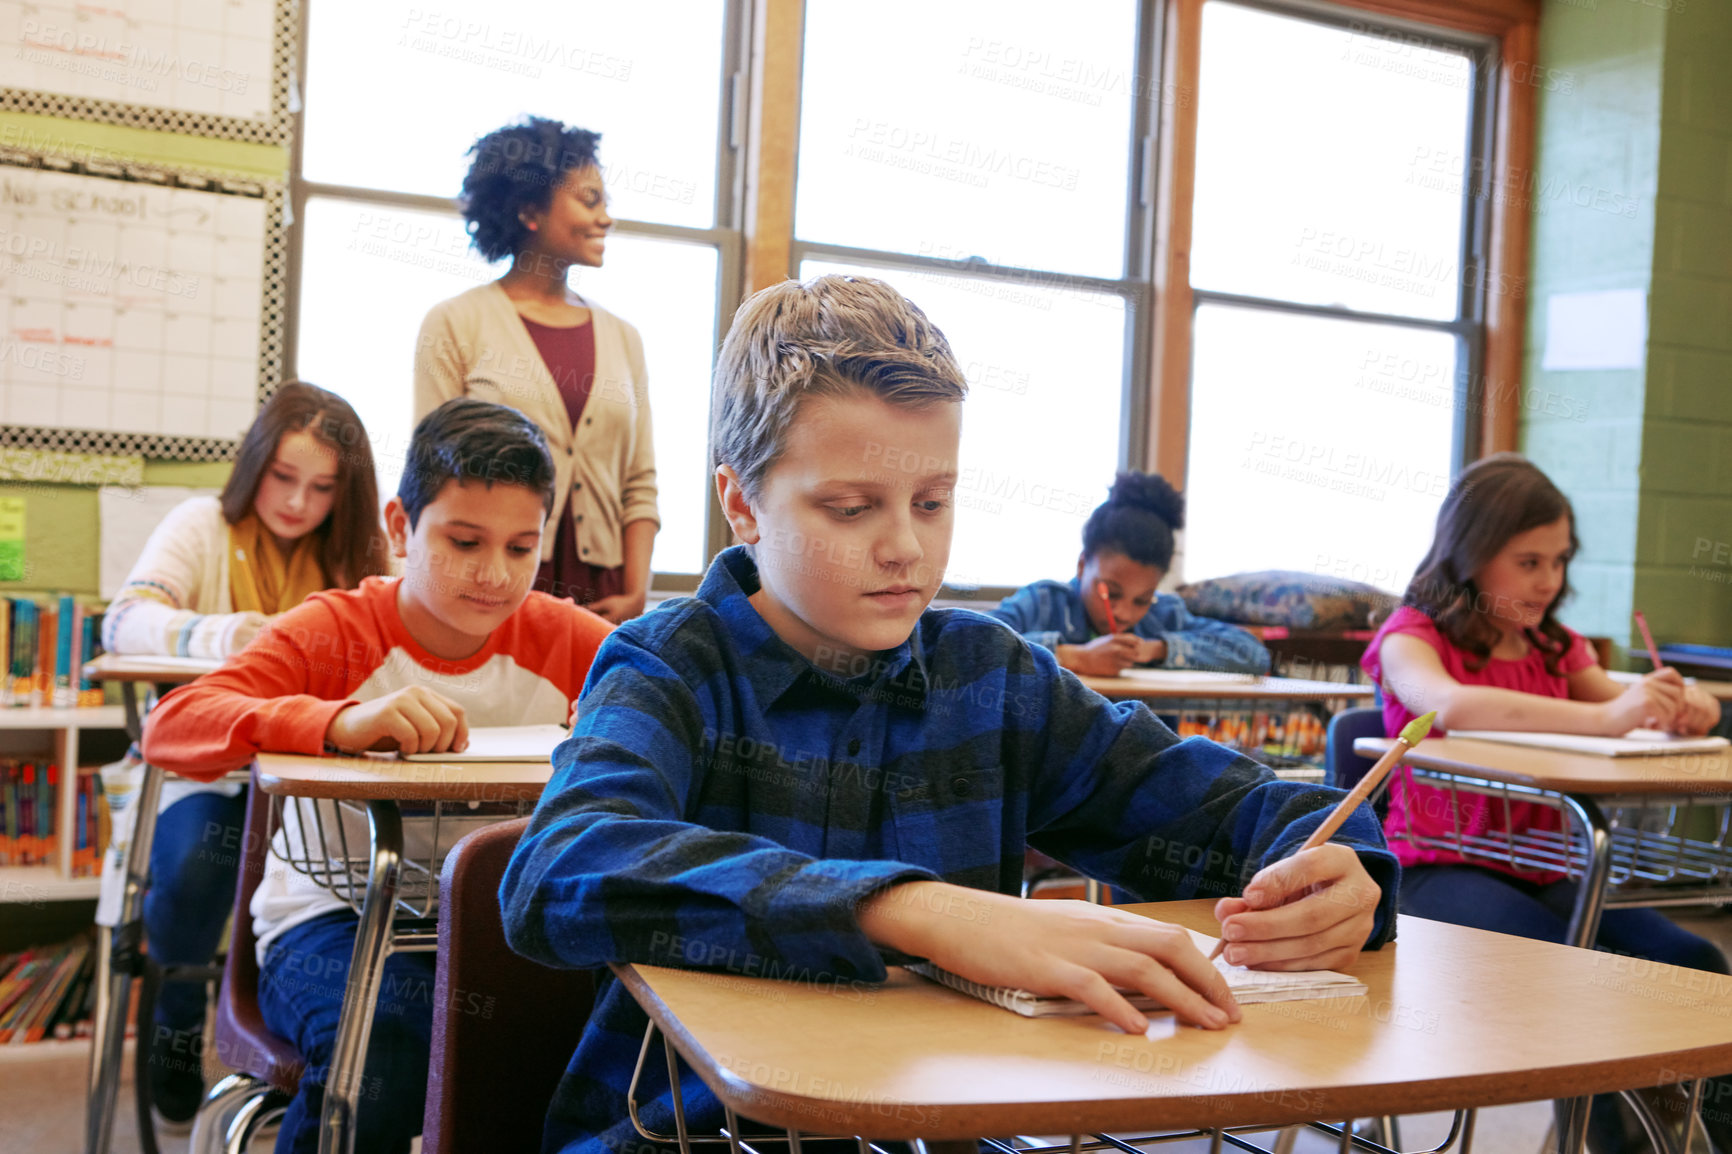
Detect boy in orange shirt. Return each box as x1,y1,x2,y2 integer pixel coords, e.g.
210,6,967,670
143,397,612,1154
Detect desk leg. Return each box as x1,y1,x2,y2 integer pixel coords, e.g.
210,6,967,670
1555,1098,1591,1154
1560,795,1613,950
86,758,165,1154
1551,795,1613,1154
318,801,403,1154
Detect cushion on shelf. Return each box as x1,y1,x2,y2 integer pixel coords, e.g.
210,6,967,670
1176,570,1399,631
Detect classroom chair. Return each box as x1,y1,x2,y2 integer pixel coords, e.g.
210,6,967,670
190,781,304,1154
421,818,598,1154
1324,706,1387,793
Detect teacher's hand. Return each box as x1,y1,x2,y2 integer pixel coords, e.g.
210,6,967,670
587,590,646,624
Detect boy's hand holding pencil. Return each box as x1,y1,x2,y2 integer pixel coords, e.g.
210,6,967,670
1210,710,1436,971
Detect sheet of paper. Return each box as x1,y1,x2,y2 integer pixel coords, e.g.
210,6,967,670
1119,669,1261,685
98,486,221,599
398,724,569,763
1541,289,1647,371
0,497,24,581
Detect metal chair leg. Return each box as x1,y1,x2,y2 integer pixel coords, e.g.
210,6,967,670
192,1074,269,1154
87,757,166,1154
224,1090,289,1154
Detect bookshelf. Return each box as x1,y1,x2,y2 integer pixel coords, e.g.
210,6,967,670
0,705,127,904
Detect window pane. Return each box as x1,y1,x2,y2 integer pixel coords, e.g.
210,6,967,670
1191,3,1472,322
797,0,1137,278
301,1,724,228
801,258,1127,590
1183,304,1455,593
295,198,714,575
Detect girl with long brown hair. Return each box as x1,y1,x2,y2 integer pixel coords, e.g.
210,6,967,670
103,381,388,1127
1362,451,1726,1152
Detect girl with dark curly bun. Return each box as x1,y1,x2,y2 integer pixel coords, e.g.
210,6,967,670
414,116,658,623
990,471,1269,676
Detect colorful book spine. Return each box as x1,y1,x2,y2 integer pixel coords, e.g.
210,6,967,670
77,612,104,706
9,599,35,705
53,595,75,708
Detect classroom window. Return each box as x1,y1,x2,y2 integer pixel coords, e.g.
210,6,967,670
793,0,1155,591
1182,1,1490,593
286,0,743,578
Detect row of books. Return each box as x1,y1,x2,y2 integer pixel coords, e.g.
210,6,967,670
1172,708,1329,760
0,934,95,1043
0,761,108,874
3,594,107,709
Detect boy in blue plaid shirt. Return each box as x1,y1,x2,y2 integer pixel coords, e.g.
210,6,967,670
501,276,1399,1154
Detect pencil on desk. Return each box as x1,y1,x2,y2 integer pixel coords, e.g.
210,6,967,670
1209,710,1438,962
1095,581,1120,634
1634,610,1664,672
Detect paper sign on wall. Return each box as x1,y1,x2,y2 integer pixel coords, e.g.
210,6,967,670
0,498,25,582
1541,289,1648,371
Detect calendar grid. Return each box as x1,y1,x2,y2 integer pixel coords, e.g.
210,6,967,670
1,154,284,462
0,0,294,144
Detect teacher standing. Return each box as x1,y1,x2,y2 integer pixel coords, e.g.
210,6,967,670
415,116,658,621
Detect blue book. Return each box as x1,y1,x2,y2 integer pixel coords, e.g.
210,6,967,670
55,595,75,708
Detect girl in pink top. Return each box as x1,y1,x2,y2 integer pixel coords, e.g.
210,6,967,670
1362,453,1727,1153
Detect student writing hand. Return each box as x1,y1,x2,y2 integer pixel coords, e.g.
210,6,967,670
857,881,1241,1035
325,686,470,756
1059,634,1144,676
1599,669,1685,734
1210,843,1381,972
1672,685,1721,736
229,611,270,653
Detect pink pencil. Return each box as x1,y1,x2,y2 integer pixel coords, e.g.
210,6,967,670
1634,611,1664,671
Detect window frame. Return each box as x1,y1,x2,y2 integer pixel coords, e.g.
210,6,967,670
280,0,754,592
781,0,1166,604
1148,0,1539,488
1185,0,1501,474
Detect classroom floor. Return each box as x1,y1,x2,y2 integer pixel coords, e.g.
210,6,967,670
5,909,1728,1154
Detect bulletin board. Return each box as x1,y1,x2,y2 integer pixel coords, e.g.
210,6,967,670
0,0,294,144
0,154,286,462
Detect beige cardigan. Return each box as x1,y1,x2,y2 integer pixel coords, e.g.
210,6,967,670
412,283,659,567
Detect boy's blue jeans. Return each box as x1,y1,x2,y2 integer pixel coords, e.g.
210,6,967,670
257,911,436,1154
1403,864,1731,1153
144,789,246,1034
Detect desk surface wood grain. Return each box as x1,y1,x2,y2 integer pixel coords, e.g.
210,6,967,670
615,899,1732,1139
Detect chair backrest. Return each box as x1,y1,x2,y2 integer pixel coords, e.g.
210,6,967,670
422,818,597,1154
213,777,306,1093
1325,707,1389,793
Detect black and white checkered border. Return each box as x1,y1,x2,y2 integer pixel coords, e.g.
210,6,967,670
0,159,287,464
0,0,294,145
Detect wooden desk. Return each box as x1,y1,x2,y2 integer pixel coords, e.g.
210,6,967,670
1078,672,1376,703
252,752,552,1154
615,900,1732,1146
254,751,554,803
1356,735,1732,949
79,653,223,1154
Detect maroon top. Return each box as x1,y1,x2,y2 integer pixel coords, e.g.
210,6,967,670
519,313,619,605
520,315,597,431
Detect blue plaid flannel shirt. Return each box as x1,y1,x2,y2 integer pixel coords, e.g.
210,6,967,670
501,547,1397,1154
990,578,1271,674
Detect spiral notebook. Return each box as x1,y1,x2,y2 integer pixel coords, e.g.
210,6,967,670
909,930,1367,1018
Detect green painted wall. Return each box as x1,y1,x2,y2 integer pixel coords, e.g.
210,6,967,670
1525,0,1731,657
1636,0,1732,649
0,115,283,599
